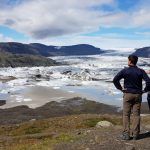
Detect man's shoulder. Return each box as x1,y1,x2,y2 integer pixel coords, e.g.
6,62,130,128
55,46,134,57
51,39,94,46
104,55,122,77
117,67,128,75
136,66,145,72
122,66,129,71
133,66,147,75
123,66,145,73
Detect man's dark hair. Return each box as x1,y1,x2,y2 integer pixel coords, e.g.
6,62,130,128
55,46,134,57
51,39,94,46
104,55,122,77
128,55,138,65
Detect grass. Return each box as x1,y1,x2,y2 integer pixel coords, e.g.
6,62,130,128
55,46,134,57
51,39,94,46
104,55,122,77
0,114,123,150
9,121,50,136
7,133,76,150
0,115,122,136
82,116,122,128
0,114,149,150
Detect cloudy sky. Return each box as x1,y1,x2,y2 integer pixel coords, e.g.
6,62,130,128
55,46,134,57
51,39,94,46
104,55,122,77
0,0,150,50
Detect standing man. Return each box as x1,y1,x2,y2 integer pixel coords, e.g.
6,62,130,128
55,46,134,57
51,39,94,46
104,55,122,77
147,70,150,110
113,55,150,140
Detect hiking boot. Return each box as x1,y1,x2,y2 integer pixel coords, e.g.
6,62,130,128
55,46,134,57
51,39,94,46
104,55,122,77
121,133,130,140
133,135,139,140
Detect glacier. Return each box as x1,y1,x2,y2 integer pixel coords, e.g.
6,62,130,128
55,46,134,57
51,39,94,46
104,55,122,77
0,52,150,108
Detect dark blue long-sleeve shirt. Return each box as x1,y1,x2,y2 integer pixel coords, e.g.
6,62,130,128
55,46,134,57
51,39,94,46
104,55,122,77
113,66,150,94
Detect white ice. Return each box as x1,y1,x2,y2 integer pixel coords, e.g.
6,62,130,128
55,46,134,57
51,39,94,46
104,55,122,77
0,52,150,106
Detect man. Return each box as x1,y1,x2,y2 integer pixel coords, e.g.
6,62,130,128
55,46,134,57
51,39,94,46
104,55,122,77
147,70,150,110
113,55,150,140
147,91,150,110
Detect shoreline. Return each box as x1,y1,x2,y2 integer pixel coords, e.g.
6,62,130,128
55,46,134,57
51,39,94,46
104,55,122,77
0,97,120,125
0,86,149,113
0,96,149,125
0,86,82,109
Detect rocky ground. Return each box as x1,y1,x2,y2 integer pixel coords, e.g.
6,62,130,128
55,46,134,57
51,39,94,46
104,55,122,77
0,97,119,125
0,114,150,150
0,97,150,150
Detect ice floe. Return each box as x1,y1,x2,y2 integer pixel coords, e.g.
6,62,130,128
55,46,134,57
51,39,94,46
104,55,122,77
0,53,150,106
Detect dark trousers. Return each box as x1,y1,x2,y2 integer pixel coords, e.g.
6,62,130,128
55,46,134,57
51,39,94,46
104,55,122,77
123,93,142,136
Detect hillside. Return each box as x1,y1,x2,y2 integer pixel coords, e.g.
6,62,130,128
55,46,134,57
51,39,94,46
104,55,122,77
0,52,58,67
0,97,149,125
0,108,150,149
0,97,119,125
0,42,103,56
133,47,150,58
0,97,150,149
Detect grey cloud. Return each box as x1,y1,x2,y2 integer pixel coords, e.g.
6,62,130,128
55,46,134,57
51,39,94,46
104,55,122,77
4,19,15,26
30,23,87,39
0,0,139,39
31,29,68,39
2,0,150,39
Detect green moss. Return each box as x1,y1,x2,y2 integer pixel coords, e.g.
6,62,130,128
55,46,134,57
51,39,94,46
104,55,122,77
24,126,43,134
7,133,76,150
84,118,101,127
55,133,74,142
83,117,122,128
10,121,50,136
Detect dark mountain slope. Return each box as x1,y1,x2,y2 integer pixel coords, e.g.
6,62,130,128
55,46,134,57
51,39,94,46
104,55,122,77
0,52,58,67
0,42,103,56
132,47,150,58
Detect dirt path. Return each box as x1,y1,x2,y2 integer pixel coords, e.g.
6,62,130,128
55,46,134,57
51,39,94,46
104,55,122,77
55,127,150,150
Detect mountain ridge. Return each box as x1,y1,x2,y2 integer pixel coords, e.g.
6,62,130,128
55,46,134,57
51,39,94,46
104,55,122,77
0,42,103,56
133,47,150,58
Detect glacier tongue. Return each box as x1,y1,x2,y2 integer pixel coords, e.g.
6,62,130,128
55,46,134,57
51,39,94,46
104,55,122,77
0,55,149,107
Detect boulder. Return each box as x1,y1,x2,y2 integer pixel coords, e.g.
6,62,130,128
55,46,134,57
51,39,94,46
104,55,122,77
96,121,113,128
